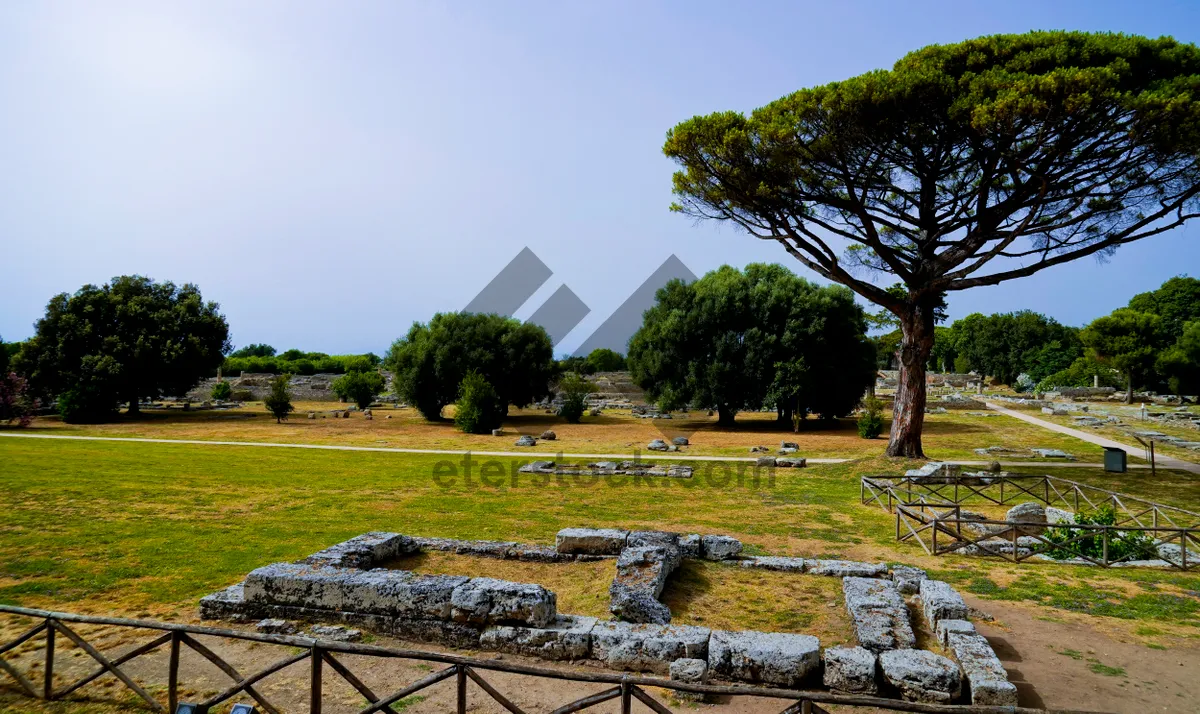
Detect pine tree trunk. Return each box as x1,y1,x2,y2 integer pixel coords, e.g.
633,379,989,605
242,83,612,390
886,304,937,458
126,389,140,416
1125,370,1134,404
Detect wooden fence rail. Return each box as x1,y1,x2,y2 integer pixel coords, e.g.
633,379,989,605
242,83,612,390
0,605,1109,714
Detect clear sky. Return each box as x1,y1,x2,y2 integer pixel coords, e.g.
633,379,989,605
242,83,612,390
2,0,1197,355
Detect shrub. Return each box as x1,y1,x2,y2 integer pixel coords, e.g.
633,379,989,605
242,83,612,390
557,372,595,424
454,371,500,434
0,371,36,427
230,389,255,402
585,348,626,373
1043,506,1159,562
58,384,117,424
332,370,386,409
263,374,294,423
211,381,232,401
857,396,884,439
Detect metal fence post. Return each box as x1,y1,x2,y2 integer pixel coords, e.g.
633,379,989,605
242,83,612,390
43,618,54,700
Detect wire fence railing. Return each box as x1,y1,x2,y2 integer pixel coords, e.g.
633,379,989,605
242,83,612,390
0,604,1109,714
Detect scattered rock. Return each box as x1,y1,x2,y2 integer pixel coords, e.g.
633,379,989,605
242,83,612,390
749,446,769,453
307,411,316,419
310,625,362,642
779,446,798,455
1005,502,1047,534
776,457,807,468
540,430,556,440
780,441,799,450
987,461,1001,473
492,428,503,436
879,649,962,703
255,618,297,635
755,456,777,467
647,439,670,451
671,436,689,446
823,646,878,694
514,435,537,447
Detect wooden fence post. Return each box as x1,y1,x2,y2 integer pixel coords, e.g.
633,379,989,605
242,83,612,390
168,631,181,714
310,644,322,714
43,619,54,700
456,664,466,714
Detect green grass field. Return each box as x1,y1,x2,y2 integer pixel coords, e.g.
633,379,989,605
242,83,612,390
0,436,1196,636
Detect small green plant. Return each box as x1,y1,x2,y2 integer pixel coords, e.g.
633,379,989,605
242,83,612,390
211,381,232,401
1088,661,1126,677
263,374,294,423
557,372,595,424
454,371,501,434
856,396,884,439
331,370,386,409
1043,505,1159,562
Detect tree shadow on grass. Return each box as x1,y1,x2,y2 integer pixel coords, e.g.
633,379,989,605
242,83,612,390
659,560,714,620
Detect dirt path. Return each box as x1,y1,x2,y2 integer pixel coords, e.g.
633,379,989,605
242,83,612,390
966,594,1200,713
983,402,1200,475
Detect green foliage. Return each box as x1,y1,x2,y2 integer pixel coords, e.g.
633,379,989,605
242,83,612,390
1128,276,1200,340
0,338,35,427
386,312,555,421
628,264,876,425
949,311,1082,385
1035,356,1122,392
0,337,8,376
585,348,626,373
221,351,377,377
453,371,501,434
1157,321,1200,394
857,396,884,439
1043,506,1158,562
16,275,230,421
1081,309,1167,391
331,370,386,409
229,343,276,358
263,374,294,423
557,372,595,424
872,330,901,370
210,381,232,401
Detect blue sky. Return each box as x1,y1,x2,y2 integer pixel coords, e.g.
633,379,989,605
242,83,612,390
2,0,1198,355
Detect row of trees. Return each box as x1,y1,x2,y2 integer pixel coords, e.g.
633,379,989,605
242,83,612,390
222,346,381,376
873,276,1200,399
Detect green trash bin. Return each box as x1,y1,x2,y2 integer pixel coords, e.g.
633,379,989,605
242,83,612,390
1104,447,1127,473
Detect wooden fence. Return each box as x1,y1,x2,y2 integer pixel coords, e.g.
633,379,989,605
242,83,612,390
0,605,1107,714
861,474,1200,570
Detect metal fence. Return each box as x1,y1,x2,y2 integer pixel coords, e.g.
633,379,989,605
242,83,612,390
0,605,1107,714
861,474,1199,570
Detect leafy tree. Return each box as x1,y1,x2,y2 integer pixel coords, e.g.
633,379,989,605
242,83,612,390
263,374,294,423
663,32,1200,456
951,312,1082,385
1128,276,1200,339
1157,321,1200,394
585,348,626,373
453,371,501,433
229,343,276,358
279,348,306,361
0,337,35,427
928,327,958,373
386,313,555,421
1034,355,1122,393
628,264,875,426
1080,309,1166,402
557,372,595,424
211,381,233,401
17,276,230,422
332,370,386,409
872,330,901,370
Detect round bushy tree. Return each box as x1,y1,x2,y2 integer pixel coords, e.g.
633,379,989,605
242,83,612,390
17,276,230,422
211,381,233,401
332,370,386,409
585,348,626,373
263,374,294,423
385,313,555,421
628,264,876,426
557,372,595,424
454,371,501,433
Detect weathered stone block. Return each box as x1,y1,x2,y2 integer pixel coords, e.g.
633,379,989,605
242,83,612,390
450,577,556,627
823,646,877,694
738,556,805,573
700,535,742,560
303,532,418,568
669,657,708,702
891,565,927,595
556,527,628,555
590,621,710,674
935,619,976,647
310,624,362,642
879,649,962,704
627,531,681,551
200,582,247,620
707,629,820,687
480,615,596,661
453,540,516,558
919,580,969,629
244,563,468,621
678,534,701,559
843,577,916,653
809,560,888,578
1006,502,1048,534
947,632,1016,706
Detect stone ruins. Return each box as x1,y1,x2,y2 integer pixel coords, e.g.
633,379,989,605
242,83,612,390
201,527,1014,705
